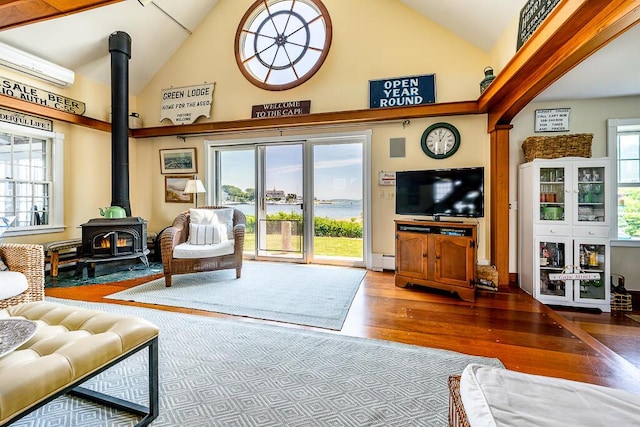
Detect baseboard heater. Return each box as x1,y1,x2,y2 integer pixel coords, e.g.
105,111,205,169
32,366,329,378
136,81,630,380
372,254,395,272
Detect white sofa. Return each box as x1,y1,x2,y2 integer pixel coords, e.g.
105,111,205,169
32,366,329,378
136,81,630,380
450,363,640,427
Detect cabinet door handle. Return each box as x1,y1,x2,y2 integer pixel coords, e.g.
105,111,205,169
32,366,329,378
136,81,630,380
589,231,594,235
549,229,555,233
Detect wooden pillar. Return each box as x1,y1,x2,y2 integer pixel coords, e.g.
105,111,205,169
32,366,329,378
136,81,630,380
490,124,512,287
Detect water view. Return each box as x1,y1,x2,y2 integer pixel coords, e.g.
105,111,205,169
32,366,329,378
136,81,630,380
229,199,363,221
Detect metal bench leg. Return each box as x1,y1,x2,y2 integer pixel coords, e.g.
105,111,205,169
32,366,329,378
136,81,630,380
70,337,159,426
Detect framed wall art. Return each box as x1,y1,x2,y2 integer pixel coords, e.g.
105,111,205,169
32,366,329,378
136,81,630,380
165,175,194,203
160,147,197,174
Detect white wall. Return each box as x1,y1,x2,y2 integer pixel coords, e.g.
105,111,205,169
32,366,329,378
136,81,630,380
510,95,640,290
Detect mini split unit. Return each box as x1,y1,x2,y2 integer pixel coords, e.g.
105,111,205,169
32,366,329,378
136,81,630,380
0,41,74,87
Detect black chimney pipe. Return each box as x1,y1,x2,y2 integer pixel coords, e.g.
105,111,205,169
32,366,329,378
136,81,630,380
108,31,132,216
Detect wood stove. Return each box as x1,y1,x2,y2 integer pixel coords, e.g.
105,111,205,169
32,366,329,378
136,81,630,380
78,217,149,277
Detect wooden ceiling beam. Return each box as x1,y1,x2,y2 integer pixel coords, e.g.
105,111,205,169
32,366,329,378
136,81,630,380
0,0,122,30
481,0,640,132
132,101,480,138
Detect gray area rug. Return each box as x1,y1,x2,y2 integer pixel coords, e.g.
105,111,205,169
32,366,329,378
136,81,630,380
12,298,503,427
105,261,366,330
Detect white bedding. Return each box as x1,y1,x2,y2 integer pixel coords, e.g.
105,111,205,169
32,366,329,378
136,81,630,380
460,363,640,427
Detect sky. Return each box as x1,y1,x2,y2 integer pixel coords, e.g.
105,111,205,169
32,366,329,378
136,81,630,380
220,143,363,200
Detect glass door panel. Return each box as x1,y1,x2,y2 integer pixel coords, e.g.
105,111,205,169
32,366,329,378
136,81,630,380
575,241,607,302
539,167,566,222
215,148,256,256
576,165,606,223
312,142,363,263
538,239,568,299
257,144,304,260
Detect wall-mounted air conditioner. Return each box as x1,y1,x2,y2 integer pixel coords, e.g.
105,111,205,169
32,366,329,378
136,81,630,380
0,41,75,88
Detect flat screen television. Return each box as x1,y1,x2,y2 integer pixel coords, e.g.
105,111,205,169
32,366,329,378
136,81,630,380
395,167,484,218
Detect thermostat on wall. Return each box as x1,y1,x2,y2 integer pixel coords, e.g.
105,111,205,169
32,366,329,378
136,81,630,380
378,171,396,186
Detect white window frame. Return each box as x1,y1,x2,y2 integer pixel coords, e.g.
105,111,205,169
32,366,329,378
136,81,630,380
607,118,640,247
0,122,64,236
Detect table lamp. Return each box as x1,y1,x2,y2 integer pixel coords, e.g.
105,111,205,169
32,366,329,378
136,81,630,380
183,179,206,207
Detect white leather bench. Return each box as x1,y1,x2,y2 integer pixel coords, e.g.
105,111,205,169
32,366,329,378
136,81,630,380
0,301,159,426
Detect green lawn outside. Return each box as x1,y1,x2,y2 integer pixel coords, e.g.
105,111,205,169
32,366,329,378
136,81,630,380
243,232,362,258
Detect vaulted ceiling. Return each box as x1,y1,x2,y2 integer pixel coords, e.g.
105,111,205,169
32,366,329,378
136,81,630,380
0,0,638,101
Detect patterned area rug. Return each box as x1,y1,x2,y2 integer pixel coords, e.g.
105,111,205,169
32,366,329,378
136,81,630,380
13,298,503,427
106,261,366,330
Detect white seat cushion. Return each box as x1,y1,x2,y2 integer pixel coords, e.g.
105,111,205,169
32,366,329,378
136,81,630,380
0,271,29,300
173,239,235,259
460,363,640,427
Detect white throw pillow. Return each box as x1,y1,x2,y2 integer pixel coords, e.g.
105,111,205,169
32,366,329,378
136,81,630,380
189,223,227,245
190,208,234,238
0,271,28,299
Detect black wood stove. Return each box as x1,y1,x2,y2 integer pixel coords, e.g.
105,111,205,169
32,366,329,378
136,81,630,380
78,217,149,277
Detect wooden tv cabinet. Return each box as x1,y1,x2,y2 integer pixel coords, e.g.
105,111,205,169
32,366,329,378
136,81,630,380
395,220,477,302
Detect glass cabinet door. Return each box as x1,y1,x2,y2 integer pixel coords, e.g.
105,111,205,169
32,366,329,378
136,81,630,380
576,165,606,224
537,239,570,302
574,241,607,303
539,167,566,222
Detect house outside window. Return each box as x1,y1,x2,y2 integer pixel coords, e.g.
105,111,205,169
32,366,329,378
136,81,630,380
0,122,64,236
607,118,640,244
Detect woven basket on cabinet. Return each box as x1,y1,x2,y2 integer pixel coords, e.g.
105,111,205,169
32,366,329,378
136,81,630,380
522,133,593,163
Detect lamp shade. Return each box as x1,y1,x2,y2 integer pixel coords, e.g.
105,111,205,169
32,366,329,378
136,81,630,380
183,179,206,194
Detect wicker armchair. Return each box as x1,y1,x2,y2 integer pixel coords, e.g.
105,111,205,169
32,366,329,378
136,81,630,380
160,206,245,287
0,243,45,309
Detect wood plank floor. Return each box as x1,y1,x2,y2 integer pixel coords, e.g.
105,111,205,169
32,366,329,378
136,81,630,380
45,269,640,395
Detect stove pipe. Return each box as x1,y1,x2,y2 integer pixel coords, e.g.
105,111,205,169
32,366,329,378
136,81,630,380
108,31,132,216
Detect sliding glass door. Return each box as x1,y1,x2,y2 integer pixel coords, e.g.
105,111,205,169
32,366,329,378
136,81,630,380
256,143,305,260
209,133,366,267
311,141,363,264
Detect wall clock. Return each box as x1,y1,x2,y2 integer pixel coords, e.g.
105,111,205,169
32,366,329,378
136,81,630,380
420,122,461,159
235,0,332,91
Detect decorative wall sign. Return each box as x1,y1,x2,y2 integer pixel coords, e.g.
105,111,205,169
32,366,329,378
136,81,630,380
0,76,86,115
369,74,435,109
0,107,52,131
517,0,561,50
548,272,600,280
160,83,214,125
378,171,396,186
251,100,311,118
535,108,570,132
159,147,197,174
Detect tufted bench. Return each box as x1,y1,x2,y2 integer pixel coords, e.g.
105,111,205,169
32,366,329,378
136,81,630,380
0,301,159,426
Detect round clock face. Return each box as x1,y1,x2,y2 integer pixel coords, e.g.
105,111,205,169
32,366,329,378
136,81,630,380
421,123,461,159
235,0,332,91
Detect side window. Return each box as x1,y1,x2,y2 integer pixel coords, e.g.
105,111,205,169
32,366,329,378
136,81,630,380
0,123,63,235
607,119,640,242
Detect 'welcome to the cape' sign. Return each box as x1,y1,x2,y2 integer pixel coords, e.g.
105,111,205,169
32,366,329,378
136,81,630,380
369,74,435,109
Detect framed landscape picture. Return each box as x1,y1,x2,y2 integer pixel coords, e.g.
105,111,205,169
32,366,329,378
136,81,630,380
160,147,197,174
165,175,194,203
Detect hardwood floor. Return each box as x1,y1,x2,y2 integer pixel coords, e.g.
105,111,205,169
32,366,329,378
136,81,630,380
45,269,640,395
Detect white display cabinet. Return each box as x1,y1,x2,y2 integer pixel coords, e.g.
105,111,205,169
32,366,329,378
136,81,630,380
519,157,611,311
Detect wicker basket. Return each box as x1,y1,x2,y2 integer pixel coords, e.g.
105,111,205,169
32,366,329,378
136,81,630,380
476,264,498,291
611,293,632,312
522,133,593,163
